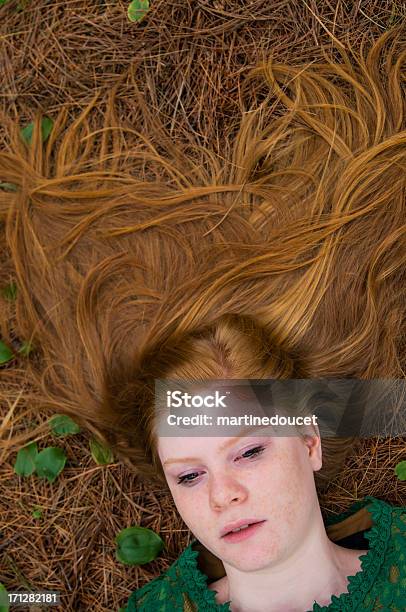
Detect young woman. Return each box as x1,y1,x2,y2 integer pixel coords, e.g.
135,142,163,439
119,335,406,610
0,27,404,612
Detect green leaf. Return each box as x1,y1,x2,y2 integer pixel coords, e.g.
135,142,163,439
0,340,13,365
0,183,18,192
34,447,67,483
115,526,164,565
395,460,406,481
128,0,149,23
1,282,17,301
49,414,81,437
20,116,54,145
0,582,10,612
13,442,38,477
0,0,10,7
40,116,54,142
32,508,43,519
89,437,114,465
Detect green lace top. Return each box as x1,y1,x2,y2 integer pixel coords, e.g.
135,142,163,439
124,496,406,611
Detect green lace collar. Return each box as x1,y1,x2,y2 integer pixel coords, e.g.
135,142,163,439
182,496,392,611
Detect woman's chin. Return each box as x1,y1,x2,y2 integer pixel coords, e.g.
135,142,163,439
225,555,277,573
218,544,282,573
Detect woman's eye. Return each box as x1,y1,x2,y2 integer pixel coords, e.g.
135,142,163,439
237,445,266,461
177,472,200,486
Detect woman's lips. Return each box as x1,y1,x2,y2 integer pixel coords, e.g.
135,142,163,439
221,520,266,543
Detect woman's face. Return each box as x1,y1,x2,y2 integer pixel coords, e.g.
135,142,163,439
158,428,322,572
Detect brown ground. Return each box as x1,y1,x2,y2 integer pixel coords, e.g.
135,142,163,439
0,1,405,611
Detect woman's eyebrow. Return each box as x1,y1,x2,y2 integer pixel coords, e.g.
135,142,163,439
163,426,270,465
163,455,202,466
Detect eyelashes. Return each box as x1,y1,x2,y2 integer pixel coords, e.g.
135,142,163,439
176,445,266,486
177,472,200,486
236,445,266,461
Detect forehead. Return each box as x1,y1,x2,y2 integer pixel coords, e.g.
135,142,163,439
157,425,276,464
158,435,219,460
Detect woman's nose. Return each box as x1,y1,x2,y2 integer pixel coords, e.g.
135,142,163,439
209,472,248,510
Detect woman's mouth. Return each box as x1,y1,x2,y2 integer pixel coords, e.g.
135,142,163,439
221,520,267,543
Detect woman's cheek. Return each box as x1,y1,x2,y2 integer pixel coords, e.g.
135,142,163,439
171,487,204,525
